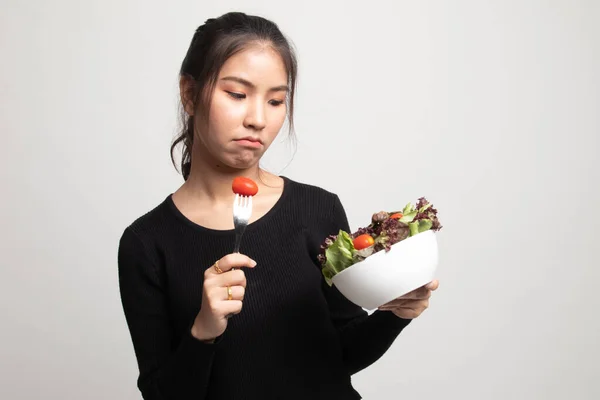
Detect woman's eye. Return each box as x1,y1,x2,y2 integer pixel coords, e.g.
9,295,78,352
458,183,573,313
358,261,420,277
226,91,246,100
269,100,284,106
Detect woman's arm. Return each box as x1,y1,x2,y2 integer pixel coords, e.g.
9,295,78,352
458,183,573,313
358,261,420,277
320,194,412,375
322,278,411,375
118,227,217,399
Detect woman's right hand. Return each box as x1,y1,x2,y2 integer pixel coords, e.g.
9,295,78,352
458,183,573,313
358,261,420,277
191,253,257,342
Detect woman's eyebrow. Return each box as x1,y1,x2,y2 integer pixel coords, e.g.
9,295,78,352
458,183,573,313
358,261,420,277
220,76,289,92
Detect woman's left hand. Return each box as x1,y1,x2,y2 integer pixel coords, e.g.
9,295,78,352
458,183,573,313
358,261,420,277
378,280,439,319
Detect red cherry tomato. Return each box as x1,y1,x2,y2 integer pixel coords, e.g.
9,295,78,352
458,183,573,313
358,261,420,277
232,177,258,196
390,212,403,219
353,234,374,250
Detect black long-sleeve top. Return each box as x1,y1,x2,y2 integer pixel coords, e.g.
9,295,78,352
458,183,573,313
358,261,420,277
117,176,411,399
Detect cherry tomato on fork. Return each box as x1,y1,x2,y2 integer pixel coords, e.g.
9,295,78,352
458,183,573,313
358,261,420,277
352,234,375,250
232,177,259,196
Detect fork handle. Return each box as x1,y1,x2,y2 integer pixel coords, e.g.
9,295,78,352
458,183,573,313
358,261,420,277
233,231,243,253
228,231,244,317
231,228,246,271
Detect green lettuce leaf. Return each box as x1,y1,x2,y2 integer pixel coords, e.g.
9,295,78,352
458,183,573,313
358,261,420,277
409,219,434,236
400,210,417,224
402,203,415,215
418,219,433,232
409,221,420,236
322,230,356,286
418,202,433,213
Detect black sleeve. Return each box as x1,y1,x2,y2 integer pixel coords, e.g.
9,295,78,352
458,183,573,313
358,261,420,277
321,195,412,375
117,227,217,399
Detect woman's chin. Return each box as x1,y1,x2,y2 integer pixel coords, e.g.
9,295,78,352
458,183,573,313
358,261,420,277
221,154,260,171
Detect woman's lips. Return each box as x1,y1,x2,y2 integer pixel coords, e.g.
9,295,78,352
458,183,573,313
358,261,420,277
234,138,262,148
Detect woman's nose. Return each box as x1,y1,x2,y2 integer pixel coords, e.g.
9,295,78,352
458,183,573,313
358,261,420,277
243,101,266,131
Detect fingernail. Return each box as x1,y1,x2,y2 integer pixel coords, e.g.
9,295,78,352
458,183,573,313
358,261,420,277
251,260,257,267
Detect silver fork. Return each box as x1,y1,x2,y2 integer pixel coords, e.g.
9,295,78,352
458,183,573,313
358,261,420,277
231,193,252,269
227,193,252,319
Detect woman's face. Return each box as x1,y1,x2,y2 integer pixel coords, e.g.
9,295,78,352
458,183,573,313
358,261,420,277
191,44,289,170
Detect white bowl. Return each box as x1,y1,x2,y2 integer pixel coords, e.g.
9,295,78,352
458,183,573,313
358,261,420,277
330,230,439,310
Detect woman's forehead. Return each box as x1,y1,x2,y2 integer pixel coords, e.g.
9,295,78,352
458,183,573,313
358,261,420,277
218,46,288,89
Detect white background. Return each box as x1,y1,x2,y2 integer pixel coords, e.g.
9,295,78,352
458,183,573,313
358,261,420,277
1,0,599,399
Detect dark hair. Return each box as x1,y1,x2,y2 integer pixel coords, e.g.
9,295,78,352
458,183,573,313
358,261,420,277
170,12,298,180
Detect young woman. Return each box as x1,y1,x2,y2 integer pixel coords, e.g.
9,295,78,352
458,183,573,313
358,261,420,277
118,11,438,400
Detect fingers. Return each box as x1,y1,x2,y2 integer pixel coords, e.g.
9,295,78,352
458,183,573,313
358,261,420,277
203,294,243,317
425,279,439,291
380,298,425,309
203,285,245,310
220,300,244,317
379,280,438,317
379,299,430,317
401,286,432,300
214,268,247,288
206,253,257,277
378,300,409,310
392,306,422,319
401,280,439,299
380,290,431,310
205,269,247,296
221,285,245,301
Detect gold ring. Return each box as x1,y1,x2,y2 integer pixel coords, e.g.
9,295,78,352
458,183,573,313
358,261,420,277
227,286,233,300
214,260,223,274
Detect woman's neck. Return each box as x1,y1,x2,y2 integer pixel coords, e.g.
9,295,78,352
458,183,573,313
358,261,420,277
177,142,267,205
171,144,285,229
182,163,261,204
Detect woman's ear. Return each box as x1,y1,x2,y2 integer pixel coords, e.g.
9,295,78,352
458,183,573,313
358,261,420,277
179,76,196,116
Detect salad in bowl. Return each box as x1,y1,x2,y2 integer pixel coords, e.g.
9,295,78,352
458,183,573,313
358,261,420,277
318,197,442,310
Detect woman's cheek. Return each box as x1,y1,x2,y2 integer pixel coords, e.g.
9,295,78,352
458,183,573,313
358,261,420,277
210,94,246,127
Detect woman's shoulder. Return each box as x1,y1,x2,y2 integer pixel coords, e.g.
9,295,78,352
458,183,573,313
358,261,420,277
283,175,340,202
282,175,345,218
282,176,350,251
119,196,174,244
